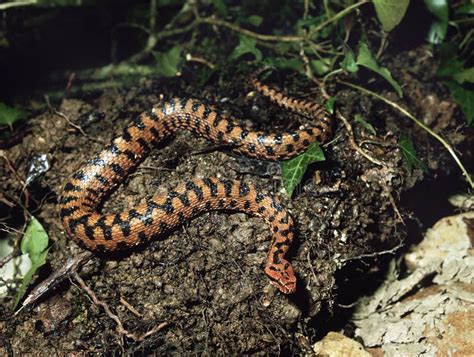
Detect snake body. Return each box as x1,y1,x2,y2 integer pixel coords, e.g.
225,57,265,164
59,75,333,294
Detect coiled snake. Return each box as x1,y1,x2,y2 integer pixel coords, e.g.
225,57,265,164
59,72,333,294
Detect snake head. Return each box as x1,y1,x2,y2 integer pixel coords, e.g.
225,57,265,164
265,261,297,294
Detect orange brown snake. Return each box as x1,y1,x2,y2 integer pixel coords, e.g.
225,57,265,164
59,72,333,294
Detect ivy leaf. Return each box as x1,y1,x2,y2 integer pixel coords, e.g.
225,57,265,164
245,15,263,27
436,43,474,125
13,217,50,310
354,114,376,135
325,96,338,114
13,247,50,310
373,0,410,32
296,16,322,28
452,67,474,84
399,133,427,172
444,82,474,126
0,103,27,126
211,0,228,17
282,143,325,197
357,42,403,97
424,0,449,44
341,50,358,73
153,46,182,77
311,58,330,75
455,4,474,15
230,36,262,61
265,57,304,73
20,217,49,261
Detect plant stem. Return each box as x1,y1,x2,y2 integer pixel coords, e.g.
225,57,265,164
339,80,474,190
310,0,370,38
200,17,306,43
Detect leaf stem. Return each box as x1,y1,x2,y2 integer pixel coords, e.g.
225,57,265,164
339,80,474,190
309,0,370,38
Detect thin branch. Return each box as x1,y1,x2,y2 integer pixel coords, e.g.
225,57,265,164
16,251,94,314
73,272,169,341
0,1,36,10
309,1,370,38
200,17,306,43
338,241,404,263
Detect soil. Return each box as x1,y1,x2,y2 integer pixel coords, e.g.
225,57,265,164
0,44,470,354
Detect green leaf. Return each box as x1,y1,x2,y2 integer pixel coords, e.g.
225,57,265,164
341,50,359,73
444,81,474,126
0,103,27,126
354,114,376,135
20,217,49,262
455,4,474,15
13,217,50,310
356,42,403,97
153,46,182,77
310,59,330,75
424,0,449,44
373,0,410,32
245,15,263,27
230,36,262,61
436,42,464,78
452,67,474,84
282,143,325,197
399,133,427,172
437,57,464,79
211,0,228,17
265,57,304,73
296,16,322,28
325,96,338,114
13,247,50,310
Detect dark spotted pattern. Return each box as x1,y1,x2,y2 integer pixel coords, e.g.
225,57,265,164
59,77,334,294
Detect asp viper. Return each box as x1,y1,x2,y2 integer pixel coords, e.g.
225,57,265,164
59,72,333,294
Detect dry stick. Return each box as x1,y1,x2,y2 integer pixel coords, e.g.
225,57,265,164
0,250,15,270
185,54,215,69
383,185,404,223
17,251,94,314
338,80,474,190
200,17,306,43
44,95,106,145
73,272,169,341
0,151,30,219
338,241,404,263
0,223,24,269
0,1,35,10
120,296,143,318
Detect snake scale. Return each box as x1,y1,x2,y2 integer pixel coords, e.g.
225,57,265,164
59,73,333,294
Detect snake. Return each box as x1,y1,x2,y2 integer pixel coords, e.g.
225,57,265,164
59,72,333,294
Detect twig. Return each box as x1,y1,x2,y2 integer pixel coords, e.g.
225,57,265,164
383,185,404,224
185,53,215,69
338,80,474,190
17,251,94,314
120,296,142,317
44,95,105,145
338,241,404,263
306,250,319,286
201,17,307,43
336,111,393,168
73,272,169,341
0,1,36,10
0,150,30,211
0,250,15,270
